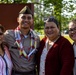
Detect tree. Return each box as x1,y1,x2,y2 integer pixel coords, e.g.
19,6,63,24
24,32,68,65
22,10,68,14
42,0,63,31
41,0,76,33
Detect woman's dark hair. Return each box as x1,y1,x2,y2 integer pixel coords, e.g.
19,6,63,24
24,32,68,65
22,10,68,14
0,24,5,32
1,42,9,52
0,24,8,51
44,16,59,27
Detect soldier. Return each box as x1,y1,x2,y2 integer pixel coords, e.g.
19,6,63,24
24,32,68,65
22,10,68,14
4,6,40,75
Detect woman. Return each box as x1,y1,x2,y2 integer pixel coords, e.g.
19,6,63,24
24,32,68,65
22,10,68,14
36,17,74,75
0,24,13,75
68,19,76,75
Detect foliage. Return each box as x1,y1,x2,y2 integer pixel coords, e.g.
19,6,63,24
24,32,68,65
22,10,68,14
33,0,63,32
34,0,76,33
0,0,28,3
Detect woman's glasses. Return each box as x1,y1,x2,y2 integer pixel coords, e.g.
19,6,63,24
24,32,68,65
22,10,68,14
69,27,76,32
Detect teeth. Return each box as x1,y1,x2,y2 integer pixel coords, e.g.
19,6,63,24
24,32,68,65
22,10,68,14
24,23,28,25
25,22,27,24
48,33,52,34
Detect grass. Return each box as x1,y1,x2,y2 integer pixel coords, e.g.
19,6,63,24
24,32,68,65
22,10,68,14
39,34,74,44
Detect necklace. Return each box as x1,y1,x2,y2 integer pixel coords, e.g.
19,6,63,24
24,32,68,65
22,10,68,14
46,39,54,51
14,27,37,59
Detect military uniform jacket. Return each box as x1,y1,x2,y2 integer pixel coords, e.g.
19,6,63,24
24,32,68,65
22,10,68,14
4,29,40,72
